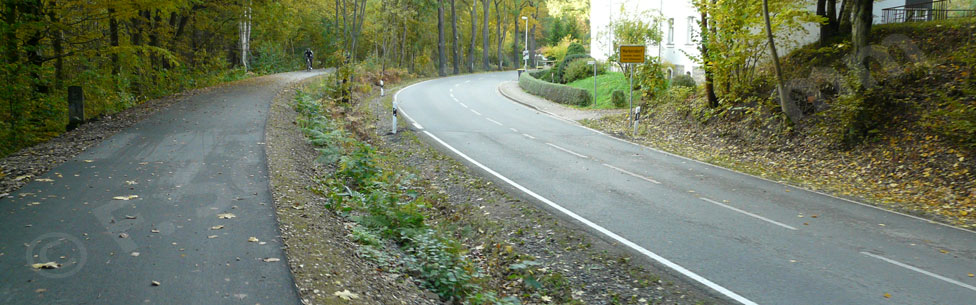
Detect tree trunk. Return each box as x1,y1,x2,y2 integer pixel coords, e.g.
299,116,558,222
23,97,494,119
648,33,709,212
481,0,489,70
239,0,252,71
838,0,854,35
851,0,873,89
513,17,519,69
494,0,504,70
468,0,477,72
817,0,828,45
762,0,800,121
700,6,718,108
437,0,447,76
48,5,64,89
450,0,459,75
109,8,120,75
826,0,837,35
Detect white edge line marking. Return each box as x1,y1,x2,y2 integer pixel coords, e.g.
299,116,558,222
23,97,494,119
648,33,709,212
700,198,797,231
546,143,588,159
459,102,468,108
496,82,976,235
602,163,661,184
486,118,504,126
521,133,535,139
420,130,758,305
860,251,976,292
470,109,482,116
509,128,518,133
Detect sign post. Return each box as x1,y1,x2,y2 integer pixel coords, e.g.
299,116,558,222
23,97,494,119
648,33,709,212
618,45,646,126
587,60,597,105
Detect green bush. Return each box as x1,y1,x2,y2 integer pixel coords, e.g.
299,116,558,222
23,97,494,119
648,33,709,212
612,90,627,108
519,72,592,106
566,42,586,56
563,60,606,84
555,53,591,83
671,74,696,88
530,68,556,82
635,57,668,100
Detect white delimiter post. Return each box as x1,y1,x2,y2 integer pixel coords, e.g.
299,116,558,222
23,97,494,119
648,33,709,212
380,79,385,97
392,101,398,135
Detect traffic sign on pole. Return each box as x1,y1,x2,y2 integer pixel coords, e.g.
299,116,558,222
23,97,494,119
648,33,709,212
619,45,646,64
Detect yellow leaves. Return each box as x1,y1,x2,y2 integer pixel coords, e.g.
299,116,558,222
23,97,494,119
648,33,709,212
333,289,359,300
113,195,139,200
248,237,259,243
883,292,891,298
31,262,60,269
263,257,280,262
210,225,224,230
217,213,236,219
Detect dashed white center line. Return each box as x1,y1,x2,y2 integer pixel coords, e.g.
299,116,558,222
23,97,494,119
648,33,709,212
470,109,482,116
450,93,456,99
486,118,504,126
459,102,468,108
700,198,798,230
860,251,976,293
522,133,535,139
602,163,661,184
510,128,518,133
547,143,589,159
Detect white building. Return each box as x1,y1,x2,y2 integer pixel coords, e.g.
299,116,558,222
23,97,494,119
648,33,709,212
591,0,907,83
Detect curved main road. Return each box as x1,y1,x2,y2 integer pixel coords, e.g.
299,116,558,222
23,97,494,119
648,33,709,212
397,72,976,305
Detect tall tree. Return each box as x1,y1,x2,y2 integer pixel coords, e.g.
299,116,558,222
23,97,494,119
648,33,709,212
699,2,718,108
468,0,477,72
851,0,873,88
438,0,447,76
493,0,506,70
762,0,800,121
451,0,459,74
240,0,252,71
481,0,489,70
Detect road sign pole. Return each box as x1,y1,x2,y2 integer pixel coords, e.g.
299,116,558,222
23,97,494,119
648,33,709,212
628,63,634,123
594,62,598,105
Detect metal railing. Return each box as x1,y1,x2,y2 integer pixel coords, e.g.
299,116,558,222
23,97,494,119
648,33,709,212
881,0,976,24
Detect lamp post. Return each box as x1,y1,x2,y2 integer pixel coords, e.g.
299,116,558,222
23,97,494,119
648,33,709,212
522,16,528,71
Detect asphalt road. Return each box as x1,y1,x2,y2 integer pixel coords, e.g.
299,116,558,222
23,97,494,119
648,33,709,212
396,72,976,305
0,71,322,304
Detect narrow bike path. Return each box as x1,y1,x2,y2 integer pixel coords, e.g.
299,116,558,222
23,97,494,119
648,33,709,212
0,71,322,304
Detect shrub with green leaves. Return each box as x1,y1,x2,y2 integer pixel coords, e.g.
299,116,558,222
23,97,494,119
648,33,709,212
563,60,606,84
612,90,627,108
671,74,696,88
566,42,586,56
519,72,592,107
555,53,591,83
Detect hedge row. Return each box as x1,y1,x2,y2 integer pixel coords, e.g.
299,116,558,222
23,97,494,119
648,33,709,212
518,71,591,107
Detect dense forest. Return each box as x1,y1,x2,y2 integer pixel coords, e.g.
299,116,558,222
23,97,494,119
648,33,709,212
0,0,590,157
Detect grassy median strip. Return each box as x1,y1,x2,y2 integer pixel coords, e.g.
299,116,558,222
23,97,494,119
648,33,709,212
292,87,519,304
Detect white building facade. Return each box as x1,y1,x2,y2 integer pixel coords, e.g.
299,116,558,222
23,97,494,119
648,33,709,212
591,0,907,83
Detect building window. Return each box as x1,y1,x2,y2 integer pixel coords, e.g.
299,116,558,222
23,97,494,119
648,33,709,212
667,18,674,46
687,16,695,44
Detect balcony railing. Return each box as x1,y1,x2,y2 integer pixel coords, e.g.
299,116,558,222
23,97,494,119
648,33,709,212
881,0,976,24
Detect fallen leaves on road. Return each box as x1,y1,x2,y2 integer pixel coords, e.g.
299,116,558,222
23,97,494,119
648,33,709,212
883,292,891,298
131,252,140,257
113,195,139,200
119,233,129,239
211,225,224,230
34,289,47,293
217,213,236,219
31,262,60,269
151,229,160,233
151,281,161,286
125,215,137,219
263,258,280,262
14,175,31,181
207,235,218,239
35,178,53,182
248,237,259,242
125,180,138,185
333,289,359,300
